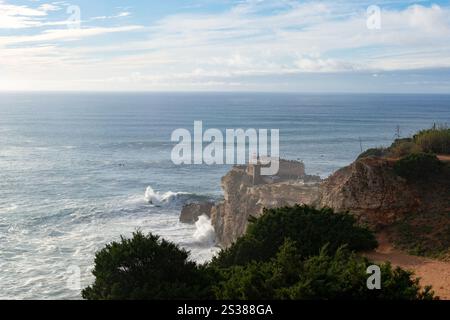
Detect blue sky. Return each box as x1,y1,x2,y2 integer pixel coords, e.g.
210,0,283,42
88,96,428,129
1,0,450,92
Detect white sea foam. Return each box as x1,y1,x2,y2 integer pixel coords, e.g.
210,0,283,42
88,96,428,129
193,215,216,246
0,187,220,300
0,197,219,300
0,204,18,214
144,186,189,206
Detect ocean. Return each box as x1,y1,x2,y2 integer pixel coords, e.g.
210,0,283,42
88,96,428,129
0,92,449,299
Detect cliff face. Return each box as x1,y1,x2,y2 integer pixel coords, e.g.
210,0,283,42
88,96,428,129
210,166,320,247
316,157,450,228
208,157,449,248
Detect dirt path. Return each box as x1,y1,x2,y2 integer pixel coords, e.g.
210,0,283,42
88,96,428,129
364,233,450,300
438,155,450,162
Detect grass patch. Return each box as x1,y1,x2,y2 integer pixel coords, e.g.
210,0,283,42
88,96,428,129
414,125,450,155
357,125,450,160
390,212,450,260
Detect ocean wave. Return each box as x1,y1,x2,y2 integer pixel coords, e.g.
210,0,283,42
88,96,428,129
144,186,188,206
144,186,211,207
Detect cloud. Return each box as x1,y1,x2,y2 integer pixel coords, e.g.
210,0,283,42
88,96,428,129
0,25,144,46
103,1,447,83
406,4,448,32
38,4,61,12
1,0,450,91
0,1,62,29
90,11,132,21
294,56,359,72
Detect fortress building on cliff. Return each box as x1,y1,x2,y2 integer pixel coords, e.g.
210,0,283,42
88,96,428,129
246,158,307,185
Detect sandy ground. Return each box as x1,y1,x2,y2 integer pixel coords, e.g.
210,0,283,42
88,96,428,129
438,155,450,162
364,233,450,300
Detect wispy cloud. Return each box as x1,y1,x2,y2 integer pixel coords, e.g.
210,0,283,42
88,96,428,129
0,0,68,28
0,0,449,92
0,25,143,45
90,11,132,21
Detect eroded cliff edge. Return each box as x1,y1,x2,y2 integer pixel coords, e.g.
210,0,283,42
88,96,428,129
210,160,321,247
316,157,450,228
205,156,449,248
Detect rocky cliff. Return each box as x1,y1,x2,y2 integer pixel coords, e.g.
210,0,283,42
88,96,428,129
187,156,449,248
316,157,450,229
210,165,320,247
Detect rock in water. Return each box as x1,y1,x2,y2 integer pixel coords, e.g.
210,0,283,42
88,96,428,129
180,202,214,224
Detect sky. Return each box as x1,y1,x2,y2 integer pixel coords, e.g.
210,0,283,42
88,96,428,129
1,0,450,93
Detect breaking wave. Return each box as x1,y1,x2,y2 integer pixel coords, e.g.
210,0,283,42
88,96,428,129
144,186,212,207
193,215,216,246
145,186,182,205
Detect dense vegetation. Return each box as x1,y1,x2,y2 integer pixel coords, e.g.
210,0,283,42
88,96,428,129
389,138,422,158
213,242,434,300
414,125,450,154
83,205,436,300
81,232,212,300
211,205,378,268
393,153,443,180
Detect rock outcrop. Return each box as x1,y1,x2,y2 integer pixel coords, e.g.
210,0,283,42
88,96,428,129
210,164,321,247
316,157,450,229
180,202,214,224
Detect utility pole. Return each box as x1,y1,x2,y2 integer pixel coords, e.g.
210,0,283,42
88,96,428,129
359,137,363,153
394,125,401,140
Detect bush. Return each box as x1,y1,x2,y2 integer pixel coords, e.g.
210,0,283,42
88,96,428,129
389,139,422,158
213,241,435,300
390,212,450,259
82,231,212,300
394,153,443,180
284,247,434,300
212,260,275,300
357,126,450,161
82,214,437,300
414,126,450,154
211,205,378,268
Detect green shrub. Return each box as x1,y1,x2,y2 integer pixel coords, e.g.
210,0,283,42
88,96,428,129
414,126,450,154
391,212,450,259
213,241,435,300
358,126,450,161
388,139,422,158
212,260,275,300
82,215,437,300
394,153,443,180
82,231,212,300
211,205,378,268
